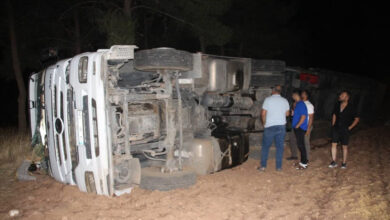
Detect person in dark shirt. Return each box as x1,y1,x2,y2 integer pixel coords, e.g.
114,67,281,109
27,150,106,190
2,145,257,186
329,90,360,169
291,90,308,169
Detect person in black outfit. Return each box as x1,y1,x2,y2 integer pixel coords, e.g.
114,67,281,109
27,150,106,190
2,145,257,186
329,90,360,169
291,91,308,169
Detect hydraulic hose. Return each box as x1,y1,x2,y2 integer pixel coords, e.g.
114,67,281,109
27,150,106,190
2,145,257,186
175,73,183,170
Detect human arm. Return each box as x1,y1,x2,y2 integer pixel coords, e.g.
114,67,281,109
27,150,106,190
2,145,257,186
285,99,291,117
305,103,314,135
291,101,296,116
306,114,314,135
294,102,307,129
331,103,338,126
261,98,270,126
348,117,360,131
332,114,336,126
295,115,307,129
261,109,267,126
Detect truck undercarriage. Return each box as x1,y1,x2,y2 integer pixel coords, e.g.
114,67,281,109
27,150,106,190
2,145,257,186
104,48,264,192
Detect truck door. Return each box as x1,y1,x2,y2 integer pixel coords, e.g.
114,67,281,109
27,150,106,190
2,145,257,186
29,73,38,137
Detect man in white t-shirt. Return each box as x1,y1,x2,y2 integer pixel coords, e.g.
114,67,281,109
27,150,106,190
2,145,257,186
259,85,290,171
301,90,314,161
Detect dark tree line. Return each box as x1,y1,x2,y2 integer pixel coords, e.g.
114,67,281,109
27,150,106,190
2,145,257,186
0,0,388,131
0,0,305,132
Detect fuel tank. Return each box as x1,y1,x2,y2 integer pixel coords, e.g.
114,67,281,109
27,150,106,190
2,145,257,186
183,137,222,175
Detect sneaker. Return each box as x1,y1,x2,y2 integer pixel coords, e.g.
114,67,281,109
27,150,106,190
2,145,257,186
296,162,308,170
257,167,266,172
286,156,298,160
276,168,282,171
341,163,347,169
328,161,338,168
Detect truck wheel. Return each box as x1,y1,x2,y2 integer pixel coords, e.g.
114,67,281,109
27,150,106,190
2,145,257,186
252,59,286,72
140,167,197,191
134,48,193,72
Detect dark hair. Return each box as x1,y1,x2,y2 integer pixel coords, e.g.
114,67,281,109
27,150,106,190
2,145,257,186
292,89,301,95
301,89,310,99
272,85,282,93
340,89,351,97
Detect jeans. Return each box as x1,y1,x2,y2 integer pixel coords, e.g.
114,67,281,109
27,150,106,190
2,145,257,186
294,128,308,164
260,125,286,169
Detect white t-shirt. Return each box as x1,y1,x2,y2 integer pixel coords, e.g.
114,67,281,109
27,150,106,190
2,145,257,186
262,94,290,128
304,100,314,114
304,100,314,126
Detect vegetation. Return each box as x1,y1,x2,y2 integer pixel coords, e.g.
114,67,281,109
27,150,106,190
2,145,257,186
0,0,387,132
0,128,31,166
0,0,301,132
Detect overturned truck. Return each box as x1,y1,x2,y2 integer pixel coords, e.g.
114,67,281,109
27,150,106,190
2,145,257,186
29,46,285,196
29,46,386,196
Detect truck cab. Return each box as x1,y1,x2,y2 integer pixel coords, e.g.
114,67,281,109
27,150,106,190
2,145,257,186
29,46,284,196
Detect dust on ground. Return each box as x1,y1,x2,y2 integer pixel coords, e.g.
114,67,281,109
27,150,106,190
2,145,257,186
1,127,389,220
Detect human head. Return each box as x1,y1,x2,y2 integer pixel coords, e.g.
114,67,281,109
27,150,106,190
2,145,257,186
292,90,301,102
271,85,282,95
301,89,310,101
338,90,351,102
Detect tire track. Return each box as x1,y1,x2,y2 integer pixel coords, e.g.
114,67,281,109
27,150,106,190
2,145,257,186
314,169,341,218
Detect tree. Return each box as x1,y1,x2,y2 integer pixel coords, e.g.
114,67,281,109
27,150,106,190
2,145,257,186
142,0,232,53
173,0,232,53
58,0,103,55
227,0,300,58
98,0,135,46
98,10,135,46
6,0,27,133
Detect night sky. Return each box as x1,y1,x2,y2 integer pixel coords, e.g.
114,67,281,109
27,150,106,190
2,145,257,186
0,0,389,126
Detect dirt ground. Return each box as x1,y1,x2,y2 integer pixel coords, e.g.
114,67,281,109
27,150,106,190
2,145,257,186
1,127,389,220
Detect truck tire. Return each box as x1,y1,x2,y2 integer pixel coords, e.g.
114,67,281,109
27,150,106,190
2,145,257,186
252,59,286,72
134,48,193,72
140,167,197,191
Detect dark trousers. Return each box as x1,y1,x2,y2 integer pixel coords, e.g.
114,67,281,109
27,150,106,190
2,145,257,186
294,128,308,164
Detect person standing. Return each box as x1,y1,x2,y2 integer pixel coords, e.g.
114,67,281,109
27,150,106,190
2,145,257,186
329,90,360,169
287,101,298,160
259,85,290,171
301,90,314,162
292,90,308,169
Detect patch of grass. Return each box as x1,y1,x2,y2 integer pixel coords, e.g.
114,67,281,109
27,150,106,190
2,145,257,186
349,187,390,219
0,128,31,167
